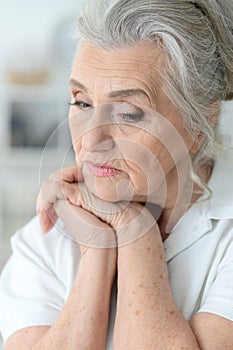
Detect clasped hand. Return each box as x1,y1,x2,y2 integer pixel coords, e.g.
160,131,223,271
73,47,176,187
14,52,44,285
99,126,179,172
37,167,156,250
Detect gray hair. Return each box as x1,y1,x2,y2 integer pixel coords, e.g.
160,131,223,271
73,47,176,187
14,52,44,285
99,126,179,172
76,0,233,189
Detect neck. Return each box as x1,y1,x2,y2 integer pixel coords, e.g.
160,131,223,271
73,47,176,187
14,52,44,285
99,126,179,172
151,162,214,241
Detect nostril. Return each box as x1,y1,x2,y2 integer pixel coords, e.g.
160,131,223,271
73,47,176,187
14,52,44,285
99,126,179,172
95,138,115,151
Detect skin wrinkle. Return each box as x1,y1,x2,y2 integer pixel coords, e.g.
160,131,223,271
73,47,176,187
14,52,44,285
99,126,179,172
71,43,161,107
70,80,152,108
70,76,155,109
68,42,210,233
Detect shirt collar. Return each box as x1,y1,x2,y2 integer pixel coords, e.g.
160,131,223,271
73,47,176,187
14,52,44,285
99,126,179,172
164,149,233,261
164,201,212,261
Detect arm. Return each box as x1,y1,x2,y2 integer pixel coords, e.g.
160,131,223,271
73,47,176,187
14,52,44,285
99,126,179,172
114,220,233,349
114,223,199,349
4,167,117,350
5,247,116,350
37,167,233,349
34,247,116,350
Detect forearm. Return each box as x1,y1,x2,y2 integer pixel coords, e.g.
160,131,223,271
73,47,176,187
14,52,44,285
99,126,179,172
33,248,116,350
114,226,199,349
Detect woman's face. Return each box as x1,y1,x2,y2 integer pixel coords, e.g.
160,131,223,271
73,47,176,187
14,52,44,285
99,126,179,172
69,42,197,205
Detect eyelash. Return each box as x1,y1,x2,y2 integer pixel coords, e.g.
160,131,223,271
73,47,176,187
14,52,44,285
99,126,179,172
69,100,92,109
117,113,143,123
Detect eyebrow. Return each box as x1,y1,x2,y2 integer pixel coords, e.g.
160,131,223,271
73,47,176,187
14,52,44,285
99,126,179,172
69,79,88,93
69,78,150,100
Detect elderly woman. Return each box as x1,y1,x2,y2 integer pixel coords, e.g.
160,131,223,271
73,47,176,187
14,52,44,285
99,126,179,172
1,0,233,349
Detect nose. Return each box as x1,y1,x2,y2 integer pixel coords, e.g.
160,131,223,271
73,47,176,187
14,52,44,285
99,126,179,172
81,103,116,152
81,126,115,152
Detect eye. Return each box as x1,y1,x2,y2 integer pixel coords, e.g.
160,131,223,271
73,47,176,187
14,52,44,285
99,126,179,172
112,102,145,124
118,112,144,123
69,100,92,110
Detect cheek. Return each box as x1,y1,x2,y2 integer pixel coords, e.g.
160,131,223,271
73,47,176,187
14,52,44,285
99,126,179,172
125,152,167,198
69,111,90,143
69,115,85,164
125,134,174,173
71,139,82,166
69,115,80,137
124,132,188,195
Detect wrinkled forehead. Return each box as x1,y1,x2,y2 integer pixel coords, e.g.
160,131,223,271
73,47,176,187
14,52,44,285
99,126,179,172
71,42,165,103
75,42,162,67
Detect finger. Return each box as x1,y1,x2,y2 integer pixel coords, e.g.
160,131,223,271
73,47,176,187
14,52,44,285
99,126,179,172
38,205,58,233
38,211,53,233
37,180,80,231
54,200,117,249
61,182,82,207
49,166,84,183
62,182,127,226
37,181,63,232
37,189,57,233
37,167,83,234
37,181,65,213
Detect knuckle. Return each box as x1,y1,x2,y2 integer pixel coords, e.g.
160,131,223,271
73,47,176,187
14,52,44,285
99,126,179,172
61,181,72,201
41,178,51,189
49,170,61,182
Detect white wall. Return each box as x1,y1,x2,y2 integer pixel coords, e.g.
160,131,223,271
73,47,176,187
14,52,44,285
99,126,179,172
0,0,83,81
220,101,233,144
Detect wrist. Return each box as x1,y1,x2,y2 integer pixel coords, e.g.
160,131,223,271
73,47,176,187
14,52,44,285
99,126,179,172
81,248,117,283
117,224,166,289
115,205,156,247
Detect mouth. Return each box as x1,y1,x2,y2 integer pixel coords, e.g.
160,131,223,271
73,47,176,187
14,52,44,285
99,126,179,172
86,161,122,177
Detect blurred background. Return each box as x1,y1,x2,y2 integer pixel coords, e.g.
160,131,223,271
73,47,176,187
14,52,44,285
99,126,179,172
0,0,83,345
0,0,233,346
0,0,83,273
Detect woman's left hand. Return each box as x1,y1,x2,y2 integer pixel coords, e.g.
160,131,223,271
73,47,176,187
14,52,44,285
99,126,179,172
37,166,156,247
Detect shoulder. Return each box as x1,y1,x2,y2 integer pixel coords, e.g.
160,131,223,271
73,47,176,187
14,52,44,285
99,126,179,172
0,217,81,344
11,215,77,251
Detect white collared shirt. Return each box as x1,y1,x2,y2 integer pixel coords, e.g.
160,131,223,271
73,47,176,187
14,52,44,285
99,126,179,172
165,149,233,321
0,149,233,347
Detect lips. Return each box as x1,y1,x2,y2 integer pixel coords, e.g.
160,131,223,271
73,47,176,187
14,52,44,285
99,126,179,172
86,161,122,177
